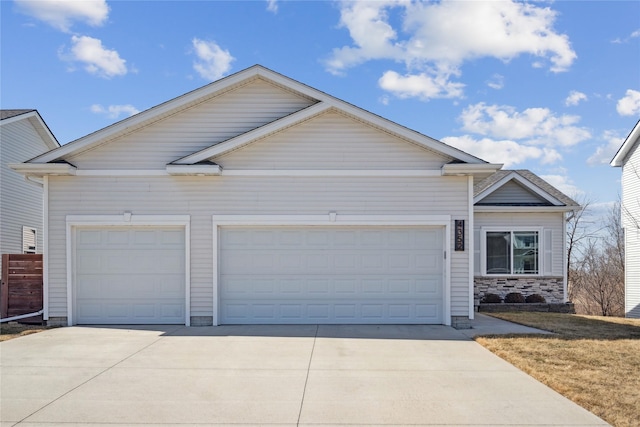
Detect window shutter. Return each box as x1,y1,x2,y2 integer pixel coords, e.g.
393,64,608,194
543,229,553,275
22,227,37,254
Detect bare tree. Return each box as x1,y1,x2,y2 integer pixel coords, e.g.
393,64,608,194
569,201,625,316
565,195,600,302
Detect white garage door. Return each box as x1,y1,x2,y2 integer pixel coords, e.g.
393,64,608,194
75,227,185,324
220,226,444,324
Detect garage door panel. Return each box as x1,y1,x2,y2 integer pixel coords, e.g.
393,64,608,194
220,226,444,324
75,227,185,325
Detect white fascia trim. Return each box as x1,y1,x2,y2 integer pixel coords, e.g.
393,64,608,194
175,102,331,164
441,163,503,176
31,68,273,164
474,172,564,206
166,164,222,176
221,169,442,177
65,214,191,326
9,163,76,177
76,170,169,176
479,226,544,277
474,206,576,213
211,214,452,326
611,120,640,167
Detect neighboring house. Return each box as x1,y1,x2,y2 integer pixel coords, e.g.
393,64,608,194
611,120,640,318
0,110,59,274
11,66,578,327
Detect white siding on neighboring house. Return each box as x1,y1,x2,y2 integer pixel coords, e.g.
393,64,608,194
0,118,49,272
215,111,453,169
621,141,640,317
67,79,315,170
473,212,565,276
46,174,470,320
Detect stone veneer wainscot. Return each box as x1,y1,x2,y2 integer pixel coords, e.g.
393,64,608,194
474,276,564,307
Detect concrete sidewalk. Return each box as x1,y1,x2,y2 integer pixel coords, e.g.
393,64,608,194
0,319,607,426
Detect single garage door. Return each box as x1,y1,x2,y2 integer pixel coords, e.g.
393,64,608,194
220,226,444,324
75,227,185,324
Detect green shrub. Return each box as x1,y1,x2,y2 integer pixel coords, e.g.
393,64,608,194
525,293,546,303
504,292,526,303
481,293,502,303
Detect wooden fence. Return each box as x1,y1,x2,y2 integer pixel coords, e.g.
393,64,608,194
1,254,43,324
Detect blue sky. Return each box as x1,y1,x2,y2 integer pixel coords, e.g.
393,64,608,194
2,0,639,218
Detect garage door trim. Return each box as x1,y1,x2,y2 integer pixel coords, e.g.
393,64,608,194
212,214,451,326
66,215,191,326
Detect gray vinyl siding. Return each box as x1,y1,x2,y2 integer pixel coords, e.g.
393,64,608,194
67,79,316,169
0,119,47,273
480,181,547,205
215,111,452,169
46,175,471,319
473,212,564,276
621,142,640,317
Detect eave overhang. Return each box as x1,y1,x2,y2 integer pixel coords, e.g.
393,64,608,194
165,163,222,176
441,163,503,176
611,120,640,167
9,162,76,177
474,205,578,213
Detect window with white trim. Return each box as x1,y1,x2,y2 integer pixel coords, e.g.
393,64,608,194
22,226,37,254
483,230,540,275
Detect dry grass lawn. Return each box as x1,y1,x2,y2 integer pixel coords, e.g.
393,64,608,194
476,312,640,427
0,322,51,342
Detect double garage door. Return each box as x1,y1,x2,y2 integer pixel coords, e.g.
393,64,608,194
74,226,444,325
219,226,444,324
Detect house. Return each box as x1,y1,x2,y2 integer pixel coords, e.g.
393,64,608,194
11,65,579,327
611,120,640,318
1,110,59,274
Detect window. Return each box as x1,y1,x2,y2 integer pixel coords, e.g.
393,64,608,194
484,230,539,275
22,226,37,254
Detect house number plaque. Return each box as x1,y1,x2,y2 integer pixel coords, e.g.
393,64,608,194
455,220,465,251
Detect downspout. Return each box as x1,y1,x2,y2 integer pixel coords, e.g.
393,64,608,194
468,175,475,320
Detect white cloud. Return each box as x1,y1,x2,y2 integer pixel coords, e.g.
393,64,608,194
15,0,109,32
442,135,561,167
266,0,278,13
459,103,591,147
61,35,127,78
616,89,640,116
587,130,625,165
326,0,576,100
565,90,587,106
378,70,464,100
90,104,139,119
486,74,504,90
539,174,584,197
191,38,235,81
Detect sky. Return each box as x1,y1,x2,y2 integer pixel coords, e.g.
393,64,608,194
1,0,639,222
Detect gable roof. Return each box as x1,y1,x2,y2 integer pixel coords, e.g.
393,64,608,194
28,65,487,166
474,170,579,209
0,109,60,150
611,120,640,167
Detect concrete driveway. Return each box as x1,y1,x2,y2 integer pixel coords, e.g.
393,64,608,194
1,318,608,426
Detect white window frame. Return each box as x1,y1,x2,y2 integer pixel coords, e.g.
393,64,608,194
22,226,37,254
480,226,543,276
